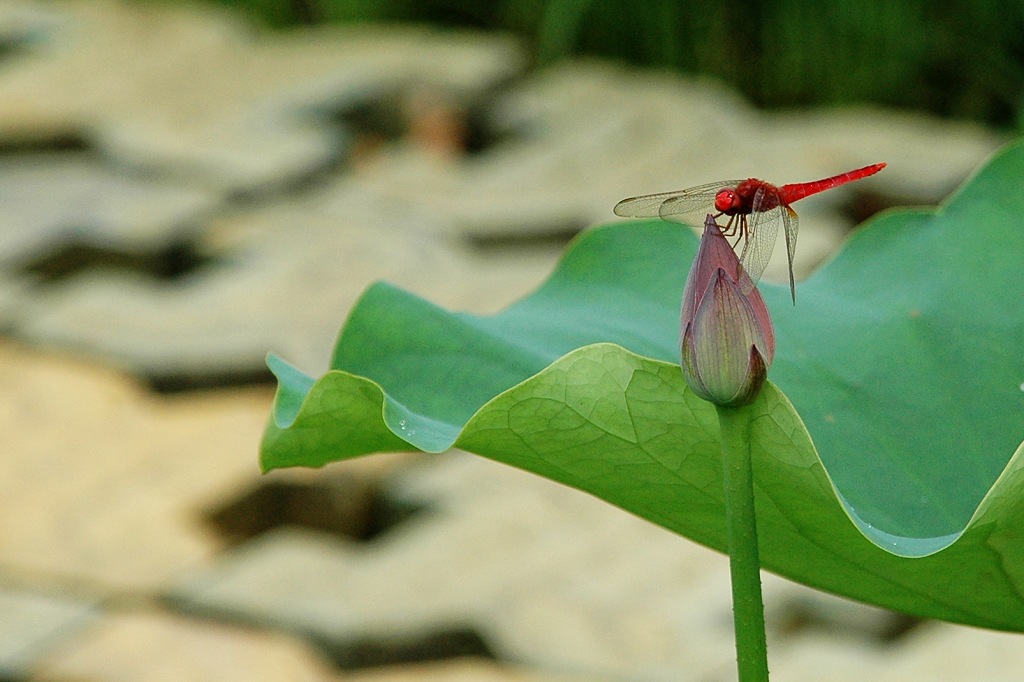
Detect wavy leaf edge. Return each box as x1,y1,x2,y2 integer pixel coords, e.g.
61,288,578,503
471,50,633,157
263,339,1024,562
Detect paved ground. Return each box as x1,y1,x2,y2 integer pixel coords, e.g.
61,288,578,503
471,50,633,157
0,1,1017,680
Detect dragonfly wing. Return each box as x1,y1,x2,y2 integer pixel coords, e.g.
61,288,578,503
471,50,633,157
613,190,690,217
782,206,798,303
657,180,741,225
736,186,782,293
613,180,739,226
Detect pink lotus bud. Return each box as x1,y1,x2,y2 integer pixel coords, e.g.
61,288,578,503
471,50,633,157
681,215,776,406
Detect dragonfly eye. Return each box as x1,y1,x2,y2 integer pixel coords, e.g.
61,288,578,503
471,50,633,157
714,189,739,214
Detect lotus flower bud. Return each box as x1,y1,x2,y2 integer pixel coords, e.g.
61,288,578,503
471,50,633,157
681,215,776,406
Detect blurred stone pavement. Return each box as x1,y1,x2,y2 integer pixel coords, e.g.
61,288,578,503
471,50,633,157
0,1,1017,680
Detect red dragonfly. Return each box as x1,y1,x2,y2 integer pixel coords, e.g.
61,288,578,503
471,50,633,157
613,163,886,303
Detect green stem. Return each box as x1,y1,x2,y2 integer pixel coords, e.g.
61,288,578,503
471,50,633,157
716,403,769,682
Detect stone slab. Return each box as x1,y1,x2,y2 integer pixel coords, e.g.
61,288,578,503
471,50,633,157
770,621,1024,682
881,623,1024,682
342,658,590,682
31,610,339,682
34,624,586,682
0,340,273,591
0,587,97,679
0,152,219,264
0,0,524,193
10,179,560,381
0,2,65,49
171,452,739,681
760,572,918,644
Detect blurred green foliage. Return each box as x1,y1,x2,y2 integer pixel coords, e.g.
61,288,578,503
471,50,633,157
209,0,1024,128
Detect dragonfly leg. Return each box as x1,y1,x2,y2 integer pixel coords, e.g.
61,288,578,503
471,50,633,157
720,214,739,237
726,216,748,249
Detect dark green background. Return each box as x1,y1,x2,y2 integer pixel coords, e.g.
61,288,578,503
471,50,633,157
183,0,1024,129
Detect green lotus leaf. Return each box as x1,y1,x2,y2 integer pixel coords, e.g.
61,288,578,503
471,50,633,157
261,139,1024,630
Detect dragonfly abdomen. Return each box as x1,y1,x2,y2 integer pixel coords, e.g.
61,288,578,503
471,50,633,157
780,162,886,204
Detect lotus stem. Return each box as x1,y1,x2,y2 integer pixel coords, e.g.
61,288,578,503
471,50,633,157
716,403,770,681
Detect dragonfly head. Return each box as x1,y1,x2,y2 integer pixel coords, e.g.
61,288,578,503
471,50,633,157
714,188,741,214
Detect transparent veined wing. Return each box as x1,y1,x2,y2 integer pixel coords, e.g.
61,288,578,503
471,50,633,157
613,180,741,226
781,204,799,303
736,187,798,302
